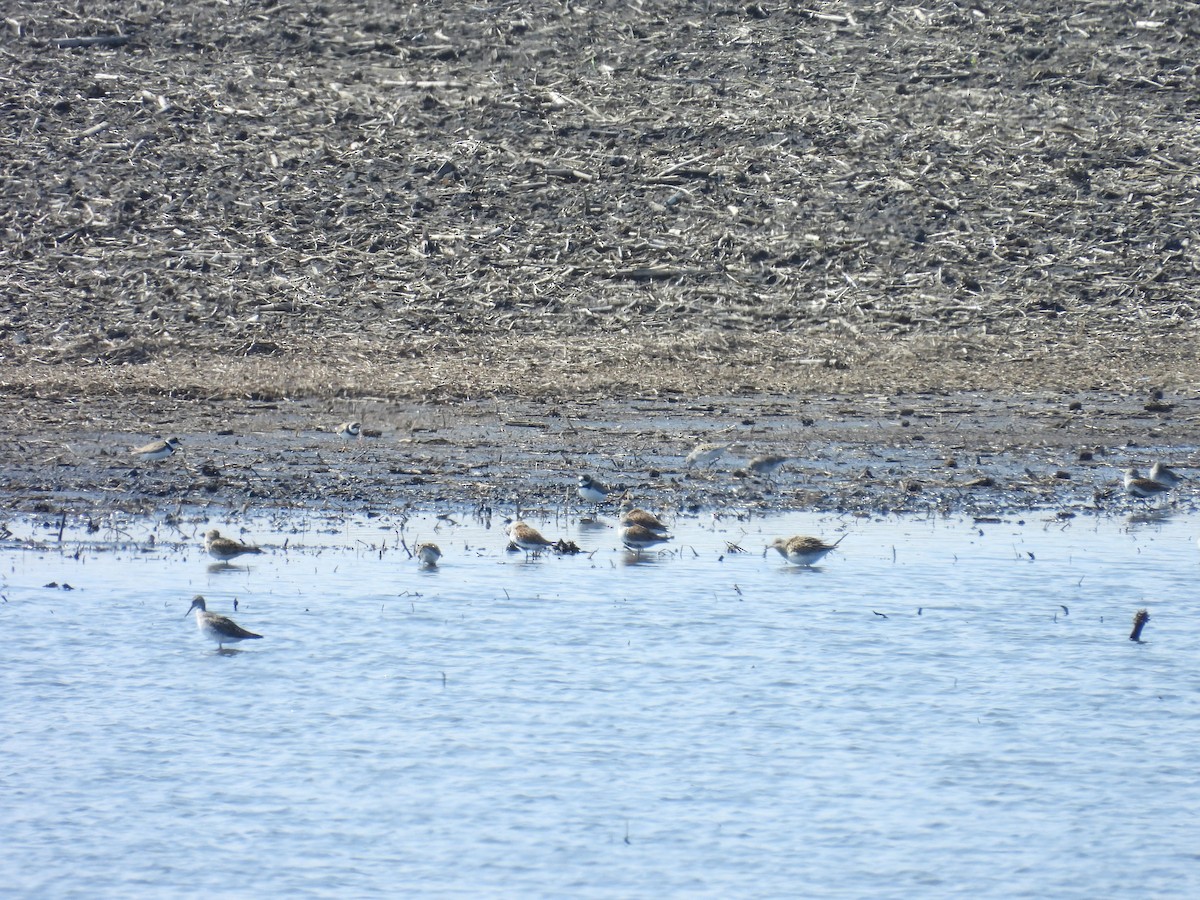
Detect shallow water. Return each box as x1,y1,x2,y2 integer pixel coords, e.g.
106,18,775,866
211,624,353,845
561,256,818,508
3,508,1199,898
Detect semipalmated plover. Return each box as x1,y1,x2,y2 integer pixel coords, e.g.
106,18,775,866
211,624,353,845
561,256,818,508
132,436,181,462
577,474,613,504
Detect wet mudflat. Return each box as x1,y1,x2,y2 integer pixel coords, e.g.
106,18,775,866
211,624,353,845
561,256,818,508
3,508,1198,897
3,389,1199,519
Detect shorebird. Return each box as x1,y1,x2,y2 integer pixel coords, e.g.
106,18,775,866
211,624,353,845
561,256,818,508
333,421,362,450
415,542,442,567
1150,462,1184,488
506,520,555,556
767,534,846,567
185,595,262,649
685,442,732,468
748,454,790,480
132,436,181,462
1125,468,1171,500
619,523,672,556
204,529,264,562
618,504,669,534
577,474,613,505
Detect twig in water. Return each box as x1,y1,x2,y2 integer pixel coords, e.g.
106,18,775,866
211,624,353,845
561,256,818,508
1130,609,1150,642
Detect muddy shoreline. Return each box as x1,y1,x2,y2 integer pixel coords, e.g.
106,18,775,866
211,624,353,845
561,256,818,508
3,389,1196,520
4,2,1200,519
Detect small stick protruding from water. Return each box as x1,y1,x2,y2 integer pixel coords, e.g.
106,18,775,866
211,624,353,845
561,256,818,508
1130,609,1150,642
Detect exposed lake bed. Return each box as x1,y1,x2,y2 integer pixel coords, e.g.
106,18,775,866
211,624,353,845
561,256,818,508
4,389,1199,521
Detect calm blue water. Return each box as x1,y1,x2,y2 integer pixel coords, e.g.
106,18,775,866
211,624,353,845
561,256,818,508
3,509,1200,898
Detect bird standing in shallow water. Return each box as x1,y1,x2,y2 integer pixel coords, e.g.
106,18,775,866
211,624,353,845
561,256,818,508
619,524,672,556
204,529,264,562
185,595,262,649
748,454,790,481
768,534,845,567
132,436,181,462
1149,461,1184,488
506,520,555,556
685,442,732,469
415,542,442,567
1125,468,1171,500
618,504,669,534
577,474,613,505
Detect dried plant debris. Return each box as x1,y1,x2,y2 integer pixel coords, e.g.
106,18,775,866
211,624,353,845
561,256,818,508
0,1,1198,402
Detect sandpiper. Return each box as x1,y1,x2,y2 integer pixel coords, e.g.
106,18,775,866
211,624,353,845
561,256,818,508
748,454,790,479
1150,461,1184,488
619,523,672,555
506,520,555,556
618,504,669,534
132,436,181,462
185,595,262,649
768,534,845,567
685,442,732,468
204,528,264,562
416,542,442,567
1124,468,1171,500
577,474,613,505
